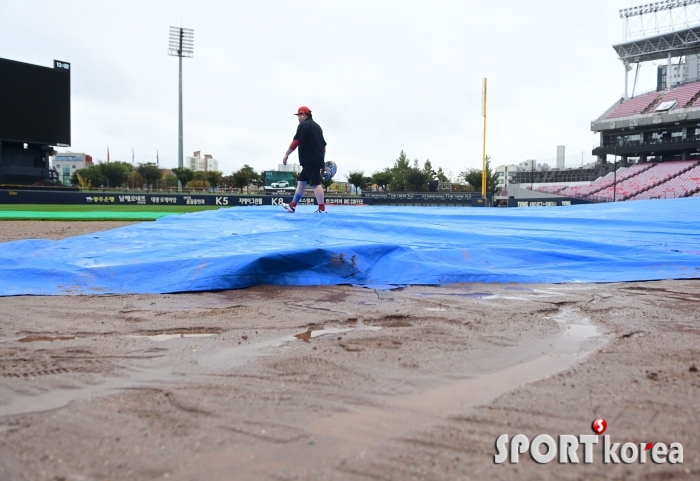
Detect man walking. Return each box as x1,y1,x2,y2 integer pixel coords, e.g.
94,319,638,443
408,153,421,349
282,106,327,213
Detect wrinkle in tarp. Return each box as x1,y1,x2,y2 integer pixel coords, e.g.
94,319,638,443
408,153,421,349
0,199,699,296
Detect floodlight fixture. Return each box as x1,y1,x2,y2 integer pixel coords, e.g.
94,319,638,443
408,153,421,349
168,26,194,169
620,0,700,18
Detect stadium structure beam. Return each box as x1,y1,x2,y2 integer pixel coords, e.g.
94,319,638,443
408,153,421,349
613,25,700,63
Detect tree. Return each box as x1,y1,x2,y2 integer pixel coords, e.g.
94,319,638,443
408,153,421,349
205,171,223,189
71,165,104,187
126,170,144,189
100,161,132,188
238,165,259,193
346,170,365,194
372,169,393,191
436,167,449,183
75,173,91,190
321,177,334,191
192,171,207,182
389,150,411,191
232,169,250,192
137,162,162,187
459,156,498,193
406,167,429,191
423,159,437,180
363,176,373,191
171,168,194,188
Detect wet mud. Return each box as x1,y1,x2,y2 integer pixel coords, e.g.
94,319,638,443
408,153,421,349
0,222,697,480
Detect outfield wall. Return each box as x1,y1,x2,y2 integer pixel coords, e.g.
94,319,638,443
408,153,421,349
0,189,586,208
0,189,370,207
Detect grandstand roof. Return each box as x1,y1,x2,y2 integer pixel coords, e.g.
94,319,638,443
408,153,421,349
614,26,700,63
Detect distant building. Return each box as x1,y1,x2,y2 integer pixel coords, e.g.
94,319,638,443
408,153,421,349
495,164,518,188
277,163,301,173
518,159,548,171
53,152,93,185
657,54,700,90
556,146,565,169
186,151,219,172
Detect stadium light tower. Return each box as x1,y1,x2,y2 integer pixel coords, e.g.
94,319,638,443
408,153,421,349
168,26,194,169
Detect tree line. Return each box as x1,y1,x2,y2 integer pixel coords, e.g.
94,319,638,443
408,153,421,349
70,162,264,191
345,150,499,193
69,151,499,193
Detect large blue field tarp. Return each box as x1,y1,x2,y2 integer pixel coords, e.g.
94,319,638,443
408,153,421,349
0,198,699,296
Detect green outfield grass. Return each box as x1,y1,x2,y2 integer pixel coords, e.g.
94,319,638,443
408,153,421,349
0,204,224,221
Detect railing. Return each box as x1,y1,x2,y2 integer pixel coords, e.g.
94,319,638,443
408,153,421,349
511,167,615,184
600,135,700,149
568,193,612,203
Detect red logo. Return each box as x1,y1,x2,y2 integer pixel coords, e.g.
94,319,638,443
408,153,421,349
592,418,607,435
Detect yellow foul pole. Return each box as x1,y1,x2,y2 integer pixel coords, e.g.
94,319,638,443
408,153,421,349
481,78,487,199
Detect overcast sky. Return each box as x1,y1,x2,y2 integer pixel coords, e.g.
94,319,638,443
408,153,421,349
1,0,662,178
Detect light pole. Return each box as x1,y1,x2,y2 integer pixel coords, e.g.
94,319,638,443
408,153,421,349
481,78,487,203
168,26,194,169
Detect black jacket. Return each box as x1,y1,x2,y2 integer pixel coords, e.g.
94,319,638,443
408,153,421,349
294,118,326,168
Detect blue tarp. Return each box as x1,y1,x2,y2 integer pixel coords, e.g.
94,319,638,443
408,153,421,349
0,198,699,296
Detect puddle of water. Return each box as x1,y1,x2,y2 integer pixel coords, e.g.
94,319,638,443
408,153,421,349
505,287,533,291
0,322,384,418
196,307,606,479
424,307,446,311
295,325,382,342
18,336,76,343
532,289,567,296
419,292,495,298
375,290,395,300
128,333,216,342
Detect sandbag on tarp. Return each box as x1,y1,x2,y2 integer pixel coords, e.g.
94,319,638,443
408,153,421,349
0,198,699,296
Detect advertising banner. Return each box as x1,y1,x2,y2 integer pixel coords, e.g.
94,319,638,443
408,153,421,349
263,171,296,194
0,189,372,206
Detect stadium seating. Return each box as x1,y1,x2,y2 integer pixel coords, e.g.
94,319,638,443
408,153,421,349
606,91,660,119
629,163,700,200
596,161,698,200
559,163,653,198
603,80,700,119
535,185,568,194
654,82,700,109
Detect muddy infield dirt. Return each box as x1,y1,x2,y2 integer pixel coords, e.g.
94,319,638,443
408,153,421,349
0,221,698,480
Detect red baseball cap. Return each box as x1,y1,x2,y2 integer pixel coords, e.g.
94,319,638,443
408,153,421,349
294,106,311,115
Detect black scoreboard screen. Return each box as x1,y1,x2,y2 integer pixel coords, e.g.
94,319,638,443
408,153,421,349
0,57,71,146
